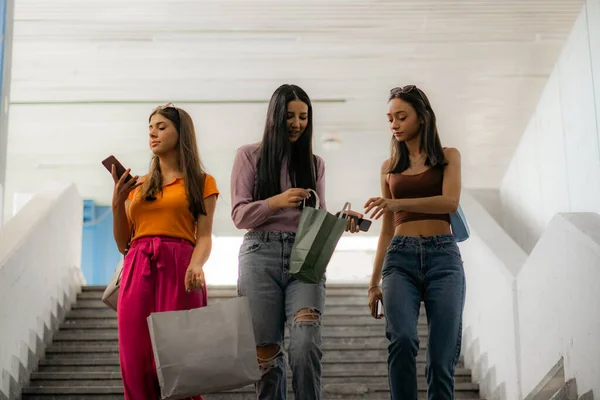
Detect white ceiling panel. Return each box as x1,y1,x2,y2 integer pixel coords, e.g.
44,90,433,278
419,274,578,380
6,0,584,235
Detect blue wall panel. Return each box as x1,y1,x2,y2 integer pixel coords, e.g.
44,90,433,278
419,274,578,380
81,202,122,285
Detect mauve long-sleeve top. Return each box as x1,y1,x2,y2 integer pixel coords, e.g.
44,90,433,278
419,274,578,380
230,142,327,232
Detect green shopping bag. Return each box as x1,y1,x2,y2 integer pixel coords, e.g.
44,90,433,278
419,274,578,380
290,189,351,284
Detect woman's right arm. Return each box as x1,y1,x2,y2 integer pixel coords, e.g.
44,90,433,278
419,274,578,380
368,160,395,316
230,148,278,230
113,199,132,255
111,167,138,254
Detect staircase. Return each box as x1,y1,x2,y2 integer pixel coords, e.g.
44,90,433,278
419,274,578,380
21,285,481,399
548,378,594,400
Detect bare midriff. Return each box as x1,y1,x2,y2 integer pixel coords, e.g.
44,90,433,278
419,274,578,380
394,219,451,238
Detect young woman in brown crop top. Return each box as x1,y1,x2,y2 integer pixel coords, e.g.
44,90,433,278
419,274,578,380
363,85,465,400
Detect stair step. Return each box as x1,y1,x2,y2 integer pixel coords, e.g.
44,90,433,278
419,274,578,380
46,337,414,351
23,396,480,400
23,397,126,400
202,395,482,400
42,350,459,364
81,285,380,298
64,308,428,322
71,302,427,318
34,366,473,377
75,297,427,309
22,382,480,395
58,317,428,329
39,353,464,367
52,328,434,343
29,376,473,387
40,349,426,361
578,391,594,400
45,344,394,353
53,326,398,340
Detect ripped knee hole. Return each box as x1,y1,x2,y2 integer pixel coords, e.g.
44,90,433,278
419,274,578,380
256,344,282,373
294,308,321,324
257,344,281,363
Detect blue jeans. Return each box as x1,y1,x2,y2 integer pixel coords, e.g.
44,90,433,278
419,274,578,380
382,234,466,400
237,231,326,400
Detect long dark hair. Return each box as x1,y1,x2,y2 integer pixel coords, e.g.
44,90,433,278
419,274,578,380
255,84,317,203
388,85,445,174
141,106,207,217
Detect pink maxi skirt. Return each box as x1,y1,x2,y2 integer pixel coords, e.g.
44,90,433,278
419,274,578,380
117,235,207,400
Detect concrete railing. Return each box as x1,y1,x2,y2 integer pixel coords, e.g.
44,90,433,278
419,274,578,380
0,183,84,399
460,191,526,399
460,190,600,399
517,213,600,398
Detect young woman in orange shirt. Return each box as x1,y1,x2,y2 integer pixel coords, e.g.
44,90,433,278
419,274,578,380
110,103,219,400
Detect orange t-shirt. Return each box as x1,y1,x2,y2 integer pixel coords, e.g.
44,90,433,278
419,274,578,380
127,174,219,245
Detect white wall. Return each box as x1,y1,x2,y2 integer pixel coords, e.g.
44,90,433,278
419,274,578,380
517,212,600,398
500,0,600,253
460,191,600,399
11,192,34,217
468,188,503,226
0,182,84,398
460,191,526,400
0,184,3,227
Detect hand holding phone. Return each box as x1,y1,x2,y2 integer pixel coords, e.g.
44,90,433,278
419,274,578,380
376,300,384,319
368,285,384,319
102,155,140,206
336,211,372,232
102,155,134,184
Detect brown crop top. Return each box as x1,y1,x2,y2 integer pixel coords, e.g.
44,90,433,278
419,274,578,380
387,166,451,227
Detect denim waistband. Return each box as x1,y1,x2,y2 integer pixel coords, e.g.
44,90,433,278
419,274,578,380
244,231,296,241
390,234,455,247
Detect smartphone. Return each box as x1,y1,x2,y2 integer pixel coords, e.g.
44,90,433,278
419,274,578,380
376,300,384,319
336,212,372,232
101,155,134,183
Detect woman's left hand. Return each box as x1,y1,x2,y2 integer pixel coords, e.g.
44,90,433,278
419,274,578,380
344,210,364,233
185,265,205,291
364,197,398,220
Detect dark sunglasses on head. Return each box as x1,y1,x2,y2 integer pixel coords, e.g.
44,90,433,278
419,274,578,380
390,85,429,106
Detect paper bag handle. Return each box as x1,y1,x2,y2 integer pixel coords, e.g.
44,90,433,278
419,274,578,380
303,188,321,210
184,287,206,310
337,202,352,219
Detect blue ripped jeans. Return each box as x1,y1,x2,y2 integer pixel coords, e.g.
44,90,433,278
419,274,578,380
382,234,466,400
237,231,326,400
